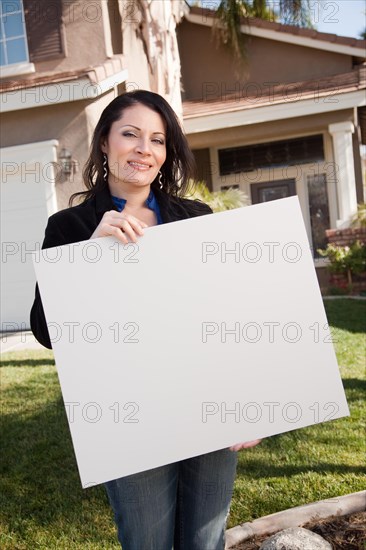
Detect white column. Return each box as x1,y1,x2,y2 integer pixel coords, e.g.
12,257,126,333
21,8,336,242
328,121,357,228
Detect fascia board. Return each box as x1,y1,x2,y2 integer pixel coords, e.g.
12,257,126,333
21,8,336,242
183,90,366,134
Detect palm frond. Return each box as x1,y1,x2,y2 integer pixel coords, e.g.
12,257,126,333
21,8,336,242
252,0,276,20
212,0,315,66
213,0,250,66
279,0,315,28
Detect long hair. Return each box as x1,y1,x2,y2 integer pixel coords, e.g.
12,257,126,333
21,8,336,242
69,90,195,206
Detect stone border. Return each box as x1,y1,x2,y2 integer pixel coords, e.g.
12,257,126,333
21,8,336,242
225,490,366,548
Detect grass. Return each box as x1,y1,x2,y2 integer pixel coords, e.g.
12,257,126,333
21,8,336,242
230,298,366,525
1,299,365,548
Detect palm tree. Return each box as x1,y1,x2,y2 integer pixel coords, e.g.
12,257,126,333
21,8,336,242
212,0,316,64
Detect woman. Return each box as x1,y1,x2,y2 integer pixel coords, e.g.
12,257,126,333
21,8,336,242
30,90,260,550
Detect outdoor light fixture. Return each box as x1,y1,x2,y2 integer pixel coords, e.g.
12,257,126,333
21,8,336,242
59,148,73,176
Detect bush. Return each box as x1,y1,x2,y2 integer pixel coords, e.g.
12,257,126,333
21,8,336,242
318,240,366,286
185,180,249,212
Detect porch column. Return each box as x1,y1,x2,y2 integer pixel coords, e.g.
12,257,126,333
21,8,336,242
328,121,357,228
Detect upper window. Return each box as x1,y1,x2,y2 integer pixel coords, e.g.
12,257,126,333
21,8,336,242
0,0,29,67
218,135,325,176
0,0,64,75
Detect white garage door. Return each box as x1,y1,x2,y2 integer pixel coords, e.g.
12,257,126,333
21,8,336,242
1,140,59,330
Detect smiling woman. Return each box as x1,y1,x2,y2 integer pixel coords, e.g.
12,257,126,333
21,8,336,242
29,89,261,550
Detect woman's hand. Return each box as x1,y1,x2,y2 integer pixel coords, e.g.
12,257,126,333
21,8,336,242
90,210,148,244
229,439,262,452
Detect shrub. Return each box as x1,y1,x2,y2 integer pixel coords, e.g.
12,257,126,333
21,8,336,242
185,180,249,212
318,240,366,287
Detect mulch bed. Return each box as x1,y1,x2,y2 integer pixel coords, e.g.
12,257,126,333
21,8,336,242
231,511,366,549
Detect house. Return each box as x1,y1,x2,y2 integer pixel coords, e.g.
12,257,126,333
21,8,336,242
177,6,366,288
0,0,186,328
1,1,365,328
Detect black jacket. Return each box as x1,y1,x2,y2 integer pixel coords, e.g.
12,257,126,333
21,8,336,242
30,185,212,349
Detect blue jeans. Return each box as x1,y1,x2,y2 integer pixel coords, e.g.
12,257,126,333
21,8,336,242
104,449,238,550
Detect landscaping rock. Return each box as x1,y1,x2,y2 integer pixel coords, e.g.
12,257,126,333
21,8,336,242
259,527,332,550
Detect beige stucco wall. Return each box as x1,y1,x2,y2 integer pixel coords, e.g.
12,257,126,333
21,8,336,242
122,19,151,92
177,20,354,100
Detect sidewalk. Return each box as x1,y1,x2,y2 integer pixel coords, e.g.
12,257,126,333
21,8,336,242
1,331,46,354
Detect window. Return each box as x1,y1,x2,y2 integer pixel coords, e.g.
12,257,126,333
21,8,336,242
218,135,324,176
0,0,29,66
307,173,330,258
0,0,64,74
250,179,296,204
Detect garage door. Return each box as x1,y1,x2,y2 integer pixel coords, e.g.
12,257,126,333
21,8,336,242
1,140,59,329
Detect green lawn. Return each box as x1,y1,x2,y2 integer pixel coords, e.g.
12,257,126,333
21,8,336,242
1,299,365,549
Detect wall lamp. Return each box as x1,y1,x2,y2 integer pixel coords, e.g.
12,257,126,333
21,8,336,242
59,147,73,176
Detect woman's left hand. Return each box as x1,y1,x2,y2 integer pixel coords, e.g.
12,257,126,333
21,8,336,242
229,439,262,452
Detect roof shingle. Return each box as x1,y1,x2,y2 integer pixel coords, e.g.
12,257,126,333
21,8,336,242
183,65,366,119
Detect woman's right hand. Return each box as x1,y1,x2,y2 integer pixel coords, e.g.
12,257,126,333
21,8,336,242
90,210,148,244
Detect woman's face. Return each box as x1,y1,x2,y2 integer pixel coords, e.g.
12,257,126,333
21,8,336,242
101,103,167,194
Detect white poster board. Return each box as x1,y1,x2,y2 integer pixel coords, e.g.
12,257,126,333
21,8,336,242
33,197,349,488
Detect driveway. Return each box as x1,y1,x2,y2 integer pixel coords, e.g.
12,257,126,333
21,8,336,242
1,331,45,354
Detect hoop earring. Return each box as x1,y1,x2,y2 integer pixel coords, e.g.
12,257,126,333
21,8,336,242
158,170,163,189
103,153,108,183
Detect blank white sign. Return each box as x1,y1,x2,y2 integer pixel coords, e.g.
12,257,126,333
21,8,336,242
33,197,349,488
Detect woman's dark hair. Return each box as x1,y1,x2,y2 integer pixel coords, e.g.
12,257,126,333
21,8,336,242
69,90,195,205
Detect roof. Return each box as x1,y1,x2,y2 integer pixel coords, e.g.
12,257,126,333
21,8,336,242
0,55,125,93
183,65,366,119
187,6,366,56
0,55,128,112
